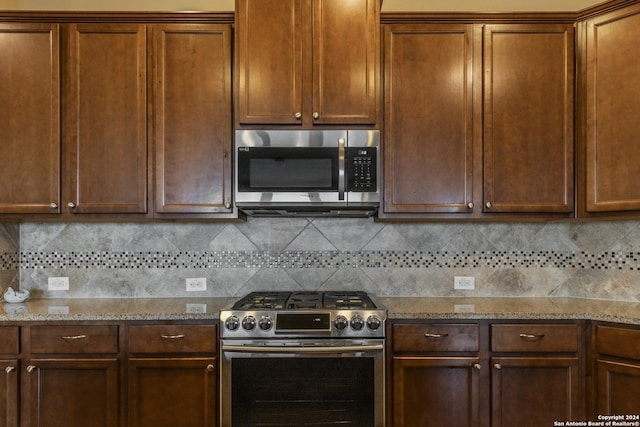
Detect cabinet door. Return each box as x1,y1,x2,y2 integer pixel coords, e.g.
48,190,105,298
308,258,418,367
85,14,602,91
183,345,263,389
0,360,19,427
128,358,216,427
393,357,480,427
312,0,378,125
236,0,306,125
23,359,119,427
596,359,640,415
153,24,233,215
484,24,574,213
585,4,640,212
491,357,582,426
67,24,147,214
383,24,474,215
0,23,60,214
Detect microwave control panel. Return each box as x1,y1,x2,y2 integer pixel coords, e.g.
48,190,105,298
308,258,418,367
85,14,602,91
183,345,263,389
346,147,377,192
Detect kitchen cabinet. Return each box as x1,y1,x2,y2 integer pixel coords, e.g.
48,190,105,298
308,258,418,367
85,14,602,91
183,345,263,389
390,323,482,427
382,24,476,216
235,0,379,127
127,324,217,427
0,327,20,427
22,324,121,427
490,323,584,426
581,2,640,216
592,324,640,416
389,321,584,427
0,23,60,215
66,24,148,215
381,22,574,219
152,24,233,216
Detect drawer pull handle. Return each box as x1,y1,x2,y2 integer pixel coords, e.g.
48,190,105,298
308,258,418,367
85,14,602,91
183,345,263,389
424,333,449,339
62,334,88,340
27,365,36,373
473,363,481,370
519,333,545,341
206,364,215,372
161,334,186,340
5,366,16,374
494,363,501,370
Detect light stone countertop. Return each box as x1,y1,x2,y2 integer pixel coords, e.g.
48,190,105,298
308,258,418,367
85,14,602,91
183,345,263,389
377,297,640,325
0,297,235,322
1,296,639,325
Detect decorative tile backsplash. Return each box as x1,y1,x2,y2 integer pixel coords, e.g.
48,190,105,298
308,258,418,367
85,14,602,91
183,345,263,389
2,219,640,301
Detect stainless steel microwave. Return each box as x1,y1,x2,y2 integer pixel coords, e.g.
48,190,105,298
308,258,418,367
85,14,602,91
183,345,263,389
234,130,380,216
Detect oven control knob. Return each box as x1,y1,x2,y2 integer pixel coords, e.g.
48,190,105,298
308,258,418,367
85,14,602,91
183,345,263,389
366,315,382,330
242,315,257,330
225,316,240,331
258,316,273,331
350,314,365,330
334,315,349,330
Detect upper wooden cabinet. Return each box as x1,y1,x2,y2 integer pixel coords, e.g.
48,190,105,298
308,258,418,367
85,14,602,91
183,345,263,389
582,3,640,215
0,23,60,215
66,23,148,214
235,0,380,127
152,24,233,216
382,24,475,216
483,23,575,214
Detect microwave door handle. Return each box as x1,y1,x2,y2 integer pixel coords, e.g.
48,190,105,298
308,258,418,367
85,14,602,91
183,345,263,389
338,137,345,200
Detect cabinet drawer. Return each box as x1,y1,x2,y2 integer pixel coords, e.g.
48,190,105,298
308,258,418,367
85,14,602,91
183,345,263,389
0,326,20,354
30,325,119,354
128,324,217,354
491,324,578,353
596,325,640,360
393,323,479,353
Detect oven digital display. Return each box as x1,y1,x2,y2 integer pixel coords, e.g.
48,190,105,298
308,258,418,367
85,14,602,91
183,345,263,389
276,313,331,332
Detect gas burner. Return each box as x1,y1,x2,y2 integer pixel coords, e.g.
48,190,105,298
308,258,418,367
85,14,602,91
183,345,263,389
286,291,323,309
323,291,373,309
233,291,290,310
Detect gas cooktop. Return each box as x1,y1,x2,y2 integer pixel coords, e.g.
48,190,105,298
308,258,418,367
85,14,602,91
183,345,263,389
221,291,386,339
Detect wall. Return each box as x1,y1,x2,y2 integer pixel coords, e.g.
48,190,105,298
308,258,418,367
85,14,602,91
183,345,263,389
0,223,19,295
8,219,640,301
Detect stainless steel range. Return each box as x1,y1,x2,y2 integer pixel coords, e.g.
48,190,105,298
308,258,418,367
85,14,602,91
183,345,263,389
220,291,386,426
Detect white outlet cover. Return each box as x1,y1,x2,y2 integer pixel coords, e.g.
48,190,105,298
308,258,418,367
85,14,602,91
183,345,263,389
48,277,70,291
454,276,475,290
186,278,207,292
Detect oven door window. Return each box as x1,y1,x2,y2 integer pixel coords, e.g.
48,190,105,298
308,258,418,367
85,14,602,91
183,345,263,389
231,357,374,426
237,148,338,192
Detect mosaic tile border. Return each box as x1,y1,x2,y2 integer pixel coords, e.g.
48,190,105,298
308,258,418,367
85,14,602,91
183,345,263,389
11,250,640,270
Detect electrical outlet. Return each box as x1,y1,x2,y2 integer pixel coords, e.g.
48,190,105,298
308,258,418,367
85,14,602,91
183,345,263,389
48,277,69,291
454,276,475,290
186,278,207,292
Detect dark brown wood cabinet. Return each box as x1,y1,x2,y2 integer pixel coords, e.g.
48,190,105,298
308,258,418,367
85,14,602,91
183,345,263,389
0,327,20,427
382,24,476,216
22,325,121,427
593,324,640,415
582,2,640,216
389,321,585,427
235,0,379,127
381,22,574,219
0,23,60,215
66,24,148,215
127,324,218,427
152,24,233,216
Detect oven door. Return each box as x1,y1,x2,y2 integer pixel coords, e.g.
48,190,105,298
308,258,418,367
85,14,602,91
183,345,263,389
221,339,385,427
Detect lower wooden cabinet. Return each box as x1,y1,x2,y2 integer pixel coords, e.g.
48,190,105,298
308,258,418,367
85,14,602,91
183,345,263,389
0,359,19,427
390,321,585,427
593,324,640,416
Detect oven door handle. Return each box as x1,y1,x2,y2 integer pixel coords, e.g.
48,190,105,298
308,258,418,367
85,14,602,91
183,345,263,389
222,344,384,353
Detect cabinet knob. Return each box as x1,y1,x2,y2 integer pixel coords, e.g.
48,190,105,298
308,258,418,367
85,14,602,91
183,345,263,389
67,202,76,208
467,202,474,209
206,363,215,372
494,363,501,370
5,366,15,374
473,363,481,370
224,202,231,210
313,112,319,120
26,365,36,373
50,202,58,209
294,112,302,120
485,202,492,209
